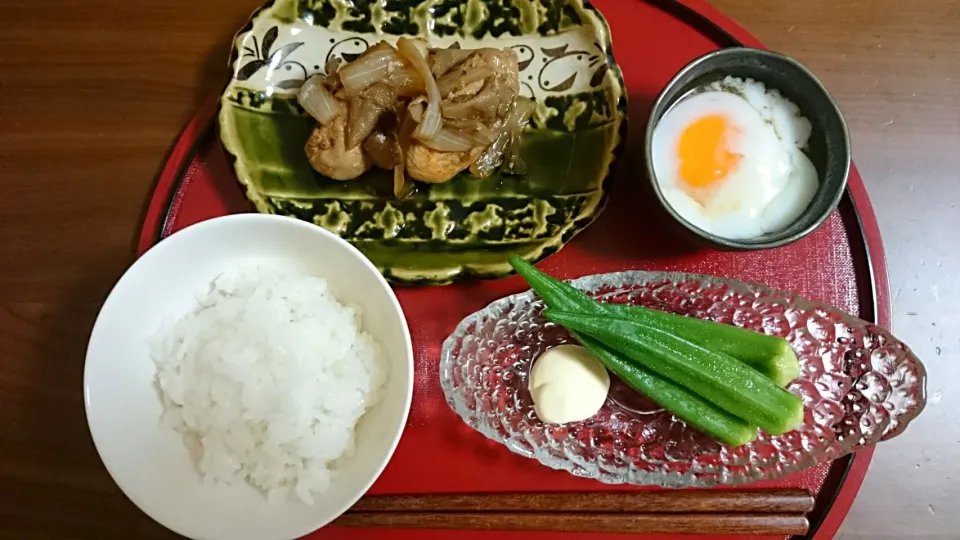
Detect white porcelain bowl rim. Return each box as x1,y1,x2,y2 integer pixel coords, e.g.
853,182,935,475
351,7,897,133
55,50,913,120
83,214,414,540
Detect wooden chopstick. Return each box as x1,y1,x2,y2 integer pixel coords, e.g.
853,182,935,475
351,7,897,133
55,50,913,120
349,489,815,514
335,490,813,535
335,512,810,535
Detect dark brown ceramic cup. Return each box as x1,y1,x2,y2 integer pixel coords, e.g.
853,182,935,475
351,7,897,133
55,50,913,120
645,47,851,250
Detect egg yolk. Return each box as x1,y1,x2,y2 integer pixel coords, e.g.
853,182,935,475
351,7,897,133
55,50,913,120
678,115,742,188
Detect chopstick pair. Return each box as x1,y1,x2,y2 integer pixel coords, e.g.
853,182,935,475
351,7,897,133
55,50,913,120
335,490,814,535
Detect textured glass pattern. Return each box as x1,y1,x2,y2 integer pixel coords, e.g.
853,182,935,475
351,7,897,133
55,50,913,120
439,271,927,487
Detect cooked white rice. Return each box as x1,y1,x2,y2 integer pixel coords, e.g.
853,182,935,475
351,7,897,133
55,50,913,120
151,265,386,504
705,75,814,149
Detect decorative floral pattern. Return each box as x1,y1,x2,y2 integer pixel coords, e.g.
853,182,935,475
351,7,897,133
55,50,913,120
536,43,608,92
229,0,622,108
233,27,613,102
440,271,927,487
237,26,305,89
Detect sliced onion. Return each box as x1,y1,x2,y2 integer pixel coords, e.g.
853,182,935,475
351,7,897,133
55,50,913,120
418,127,476,152
431,48,472,77
398,37,443,141
393,111,417,199
456,121,497,146
505,96,537,130
388,66,426,97
339,42,405,96
441,79,502,119
511,96,536,124
410,39,430,60
469,97,534,177
407,99,424,123
469,124,498,145
444,116,489,131
393,105,417,199
323,57,343,91
412,116,495,150
470,130,509,178
298,75,340,125
324,56,341,76
393,164,415,199
502,130,527,175
396,104,417,147
499,97,534,175
438,66,492,96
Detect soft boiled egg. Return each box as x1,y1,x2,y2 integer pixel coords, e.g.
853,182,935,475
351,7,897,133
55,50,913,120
651,85,819,240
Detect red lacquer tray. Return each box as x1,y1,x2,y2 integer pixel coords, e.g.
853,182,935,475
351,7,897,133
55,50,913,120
139,1,890,538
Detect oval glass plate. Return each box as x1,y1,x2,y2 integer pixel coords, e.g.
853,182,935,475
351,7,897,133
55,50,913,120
440,270,926,487
219,0,626,284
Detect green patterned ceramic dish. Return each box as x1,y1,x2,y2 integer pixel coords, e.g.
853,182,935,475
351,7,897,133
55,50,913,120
219,0,626,284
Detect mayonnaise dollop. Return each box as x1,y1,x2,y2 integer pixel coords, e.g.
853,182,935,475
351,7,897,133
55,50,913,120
529,344,610,424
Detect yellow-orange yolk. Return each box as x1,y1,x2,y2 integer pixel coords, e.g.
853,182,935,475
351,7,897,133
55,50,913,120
677,115,742,188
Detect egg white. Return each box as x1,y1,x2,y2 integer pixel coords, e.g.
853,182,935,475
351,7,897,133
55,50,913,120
652,86,819,240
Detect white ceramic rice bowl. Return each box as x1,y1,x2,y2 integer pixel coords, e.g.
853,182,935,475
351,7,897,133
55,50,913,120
84,214,413,540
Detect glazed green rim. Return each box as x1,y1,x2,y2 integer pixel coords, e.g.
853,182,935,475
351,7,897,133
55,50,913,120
644,47,852,250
